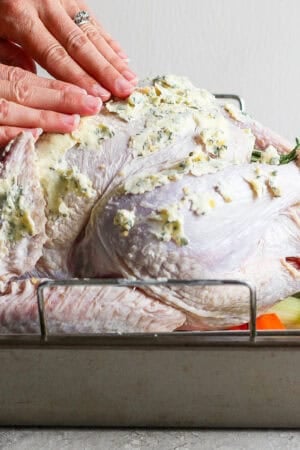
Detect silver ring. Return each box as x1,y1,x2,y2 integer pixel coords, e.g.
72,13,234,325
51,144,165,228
73,10,90,27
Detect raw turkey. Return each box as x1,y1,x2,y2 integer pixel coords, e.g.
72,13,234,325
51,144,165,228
0,75,299,333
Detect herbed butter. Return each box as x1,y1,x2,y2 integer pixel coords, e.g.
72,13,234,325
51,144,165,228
245,177,266,197
36,116,111,217
71,118,115,148
266,171,282,197
36,116,115,161
129,113,196,157
193,112,229,158
124,151,228,196
44,166,96,216
106,75,231,159
183,190,216,216
260,146,281,165
0,179,35,242
224,103,247,123
113,209,136,236
245,167,282,198
148,204,188,247
214,182,234,203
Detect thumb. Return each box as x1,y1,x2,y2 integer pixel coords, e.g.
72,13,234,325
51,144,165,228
0,39,36,73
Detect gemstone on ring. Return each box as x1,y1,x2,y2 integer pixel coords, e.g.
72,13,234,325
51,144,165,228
73,10,90,26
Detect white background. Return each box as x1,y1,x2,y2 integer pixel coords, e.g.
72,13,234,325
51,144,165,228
85,0,300,142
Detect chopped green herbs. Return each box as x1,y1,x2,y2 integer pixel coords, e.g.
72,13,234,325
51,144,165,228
251,150,262,163
279,138,300,165
251,138,300,165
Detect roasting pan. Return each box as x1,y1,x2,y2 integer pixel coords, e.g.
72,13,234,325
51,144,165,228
0,95,299,428
0,277,299,428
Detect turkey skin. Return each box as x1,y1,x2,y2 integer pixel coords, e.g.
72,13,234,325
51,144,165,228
0,75,298,332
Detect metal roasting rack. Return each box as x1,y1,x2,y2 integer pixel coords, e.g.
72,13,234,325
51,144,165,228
35,278,300,345
0,94,299,428
37,278,257,343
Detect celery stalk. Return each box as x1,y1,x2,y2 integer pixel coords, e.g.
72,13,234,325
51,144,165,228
268,296,300,329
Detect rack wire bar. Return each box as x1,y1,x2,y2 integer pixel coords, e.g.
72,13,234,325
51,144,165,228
215,93,245,112
37,278,257,343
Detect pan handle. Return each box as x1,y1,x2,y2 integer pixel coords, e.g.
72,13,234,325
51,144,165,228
37,278,257,342
214,94,245,112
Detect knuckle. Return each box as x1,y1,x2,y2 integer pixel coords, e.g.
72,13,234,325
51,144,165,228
48,80,64,91
7,66,27,83
38,109,51,124
103,32,113,42
66,29,89,52
42,44,68,66
106,37,117,48
85,27,99,43
59,89,69,105
90,18,98,28
0,99,10,122
99,63,114,78
13,81,30,104
109,54,126,70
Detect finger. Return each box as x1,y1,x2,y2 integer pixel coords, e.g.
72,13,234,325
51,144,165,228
0,79,102,115
0,99,80,133
0,63,87,95
16,19,110,100
0,126,42,146
0,40,36,73
76,0,126,58
79,21,137,84
71,12,137,84
45,3,135,97
90,22,130,62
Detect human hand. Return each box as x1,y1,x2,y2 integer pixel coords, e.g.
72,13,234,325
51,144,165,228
0,62,102,146
0,0,137,100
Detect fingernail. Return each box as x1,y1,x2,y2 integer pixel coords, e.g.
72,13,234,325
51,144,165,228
123,70,137,82
118,51,128,60
83,95,102,112
91,84,111,99
62,114,80,127
115,77,134,95
130,77,138,86
36,128,43,137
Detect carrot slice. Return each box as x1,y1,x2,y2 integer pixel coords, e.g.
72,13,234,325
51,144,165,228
256,313,286,330
228,313,286,330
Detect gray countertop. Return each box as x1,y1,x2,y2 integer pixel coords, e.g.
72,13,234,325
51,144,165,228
0,430,300,450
